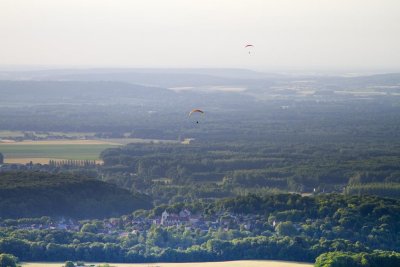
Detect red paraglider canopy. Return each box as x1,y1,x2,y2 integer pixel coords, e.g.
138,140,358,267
189,109,204,116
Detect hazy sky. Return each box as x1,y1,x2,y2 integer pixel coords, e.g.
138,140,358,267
1,0,399,71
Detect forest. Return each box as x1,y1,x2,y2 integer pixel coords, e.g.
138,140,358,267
0,193,399,263
315,251,400,267
0,172,152,218
98,141,400,205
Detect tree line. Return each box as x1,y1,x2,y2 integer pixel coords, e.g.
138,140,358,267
315,251,400,267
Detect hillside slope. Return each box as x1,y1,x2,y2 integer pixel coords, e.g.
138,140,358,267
0,171,152,218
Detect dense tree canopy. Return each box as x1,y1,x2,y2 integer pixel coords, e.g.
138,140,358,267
315,251,400,267
0,172,152,218
0,253,18,267
0,194,398,263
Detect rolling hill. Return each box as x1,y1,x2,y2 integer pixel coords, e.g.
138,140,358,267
0,171,152,218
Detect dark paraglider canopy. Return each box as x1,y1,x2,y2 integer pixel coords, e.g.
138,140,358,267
189,109,204,124
245,44,254,54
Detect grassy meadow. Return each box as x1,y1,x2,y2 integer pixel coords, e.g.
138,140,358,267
22,260,313,267
0,133,180,163
0,141,120,163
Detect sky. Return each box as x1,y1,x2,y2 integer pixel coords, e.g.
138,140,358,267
0,0,400,72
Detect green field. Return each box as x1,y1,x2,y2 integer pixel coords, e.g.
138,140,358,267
0,144,118,161
0,136,179,164
22,260,313,267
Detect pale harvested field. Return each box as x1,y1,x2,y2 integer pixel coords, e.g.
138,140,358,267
0,130,24,137
22,260,313,267
0,140,122,145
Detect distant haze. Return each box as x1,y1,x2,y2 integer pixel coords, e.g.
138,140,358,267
1,0,400,71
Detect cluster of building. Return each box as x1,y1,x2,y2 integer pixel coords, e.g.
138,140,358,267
0,210,266,235
0,218,80,231
153,209,197,226
151,209,260,232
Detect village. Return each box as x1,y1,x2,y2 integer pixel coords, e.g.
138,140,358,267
0,209,270,237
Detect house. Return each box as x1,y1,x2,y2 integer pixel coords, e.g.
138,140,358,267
179,209,191,218
160,210,190,226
